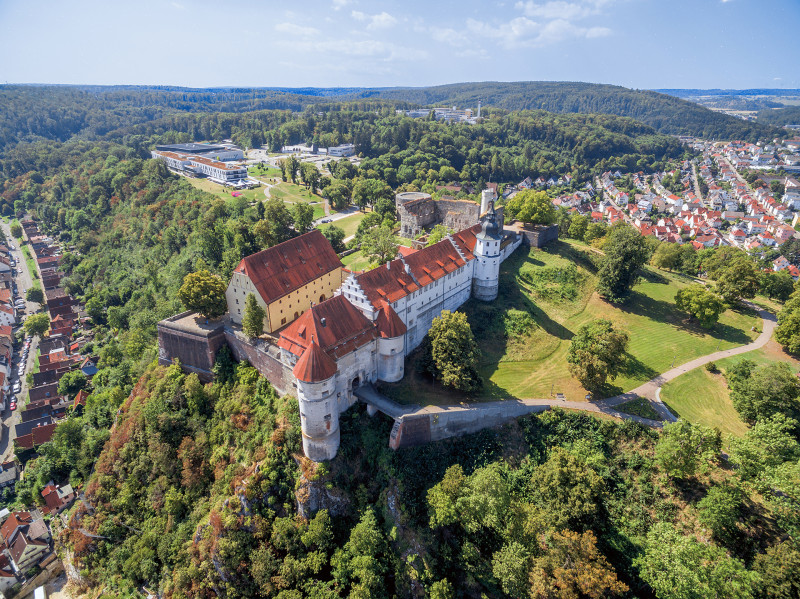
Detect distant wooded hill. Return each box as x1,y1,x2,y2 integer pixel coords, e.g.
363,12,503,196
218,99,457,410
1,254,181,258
0,81,784,154
757,106,800,127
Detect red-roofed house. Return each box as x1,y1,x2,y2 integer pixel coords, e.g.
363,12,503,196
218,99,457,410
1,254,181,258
226,230,344,333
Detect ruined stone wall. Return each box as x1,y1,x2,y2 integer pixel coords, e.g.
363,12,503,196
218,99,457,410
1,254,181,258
224,329,292,396
435,199,479,232
398,197,437,237
519,224,559,248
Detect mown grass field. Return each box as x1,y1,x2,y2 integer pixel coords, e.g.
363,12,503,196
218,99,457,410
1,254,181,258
381,239,760,406
317,212,367,238
661,342,800,438
186,177,264,203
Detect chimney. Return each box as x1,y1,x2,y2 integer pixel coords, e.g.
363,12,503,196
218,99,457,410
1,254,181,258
320,317,327,327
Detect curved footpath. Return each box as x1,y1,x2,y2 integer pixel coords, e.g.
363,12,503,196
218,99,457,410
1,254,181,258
598,304,776,424
361,305,777,435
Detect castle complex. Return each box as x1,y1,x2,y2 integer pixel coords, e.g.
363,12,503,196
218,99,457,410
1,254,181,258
158,198,522,461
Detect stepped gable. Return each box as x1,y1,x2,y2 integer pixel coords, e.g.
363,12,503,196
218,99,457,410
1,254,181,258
402,238,466,287
234,230,342,305
375,302,407,338
354,259,419,309
278,295,377,360
450,223,481,258
293,338,337,383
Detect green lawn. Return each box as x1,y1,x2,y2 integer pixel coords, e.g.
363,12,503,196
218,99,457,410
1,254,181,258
269,182,323,205
186,177,264,203
248,164,282,179
661,345,799,438
317,212,367,238
341,250,373,272
383,241,760,406
615,397,662,420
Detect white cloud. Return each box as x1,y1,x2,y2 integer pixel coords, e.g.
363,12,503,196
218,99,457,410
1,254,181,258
468,15,609,48
516,0,605,20
351,10,398,30
331,0,350,10
274,22,320,37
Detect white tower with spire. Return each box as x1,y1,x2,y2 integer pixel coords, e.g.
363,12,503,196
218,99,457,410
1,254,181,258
472,201,502,302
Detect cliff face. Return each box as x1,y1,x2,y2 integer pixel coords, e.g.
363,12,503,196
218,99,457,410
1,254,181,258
295,473,351,519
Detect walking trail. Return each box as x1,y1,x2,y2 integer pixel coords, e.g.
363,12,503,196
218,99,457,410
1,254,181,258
361,304,776,431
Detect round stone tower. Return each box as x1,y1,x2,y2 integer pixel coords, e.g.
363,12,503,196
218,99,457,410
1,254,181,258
375,304,406,382
293,338,340,462
472,201,503,302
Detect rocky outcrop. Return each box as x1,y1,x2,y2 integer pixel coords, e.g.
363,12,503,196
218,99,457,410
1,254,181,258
295,474,350,519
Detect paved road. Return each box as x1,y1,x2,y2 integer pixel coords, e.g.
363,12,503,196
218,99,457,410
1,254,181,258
0,222,42,460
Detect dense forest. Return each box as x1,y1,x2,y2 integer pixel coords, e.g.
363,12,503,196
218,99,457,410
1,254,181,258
62,361,800,598
0,81,783,156
0,106,686,183
758,106,800,127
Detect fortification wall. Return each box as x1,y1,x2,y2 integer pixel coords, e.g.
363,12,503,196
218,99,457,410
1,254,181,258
157,312,227,383
435,198,480,232
398,196,437,237
224,329,292,396
389,402,551,449
519,224,559,248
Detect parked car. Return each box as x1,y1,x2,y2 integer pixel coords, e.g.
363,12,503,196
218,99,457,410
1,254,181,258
9,402,15,411
12,383,20,393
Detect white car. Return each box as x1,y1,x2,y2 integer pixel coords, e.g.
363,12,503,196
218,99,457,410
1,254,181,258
12,383,20,393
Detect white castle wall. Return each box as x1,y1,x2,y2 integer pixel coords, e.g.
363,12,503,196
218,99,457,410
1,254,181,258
377,335,405,382
297,374,340,461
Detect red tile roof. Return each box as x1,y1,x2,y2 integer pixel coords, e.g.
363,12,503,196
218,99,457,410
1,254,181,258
234,230,342,306
375,304,407,339
74,389,89,408
293,339,337,383
0,511,31,544
278,295,377,360
14,423,57,449
354,259,419,308
355,228,479,311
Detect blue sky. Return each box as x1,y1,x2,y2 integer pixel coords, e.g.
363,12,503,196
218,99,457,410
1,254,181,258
1,0,798,89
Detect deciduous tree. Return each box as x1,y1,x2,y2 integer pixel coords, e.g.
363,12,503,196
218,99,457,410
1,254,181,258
675,284,725,328
529,530,627,599
505,190,556,225
566,319,629,392
360,226,398,266
426,310,482,392
655,420,721,479
25,287,43,303
634,522,760,599
596,224,649,302
178,270,227,319
321,225,346,253
729,362,800,424
23,312,50,337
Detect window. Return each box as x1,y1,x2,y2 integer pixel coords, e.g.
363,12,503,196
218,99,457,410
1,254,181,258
281,317,286,325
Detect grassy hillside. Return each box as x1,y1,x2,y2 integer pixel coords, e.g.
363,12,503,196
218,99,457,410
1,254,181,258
382,241,759,405
662,342,800,439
